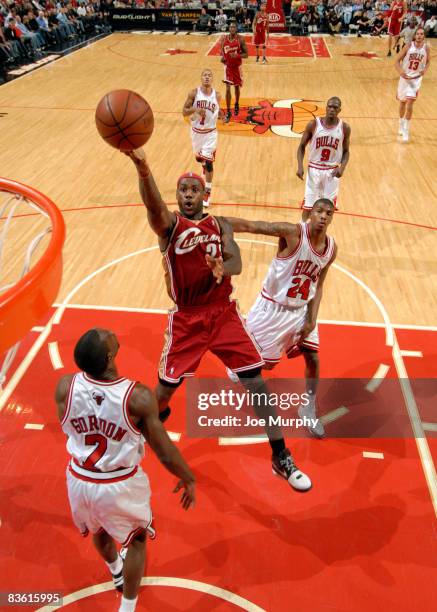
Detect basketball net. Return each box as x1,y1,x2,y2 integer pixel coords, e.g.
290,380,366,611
0,190,54,389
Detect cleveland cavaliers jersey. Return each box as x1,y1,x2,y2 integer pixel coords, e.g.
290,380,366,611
221,35,242,67
308,117,344,170
163,213,232,308
390,1,404,21
191,87,219,133
62,373,144,481
401,42,428,79
261,223,335,308
255,13,268,33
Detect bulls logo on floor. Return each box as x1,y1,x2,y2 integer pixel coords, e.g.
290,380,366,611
218,98,324,138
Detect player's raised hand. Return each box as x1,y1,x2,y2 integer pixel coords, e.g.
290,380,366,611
205,254,224,284
173,479,196,510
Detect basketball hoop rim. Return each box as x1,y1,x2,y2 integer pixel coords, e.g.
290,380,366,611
0,178,65,354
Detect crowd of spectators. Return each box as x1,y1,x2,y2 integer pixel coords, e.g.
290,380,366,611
0,0,111,70
2,0,436,73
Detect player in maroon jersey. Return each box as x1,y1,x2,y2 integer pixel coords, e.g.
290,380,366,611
124,147,312,493
387,0,407,56
220,21,248,123
253,3,269,63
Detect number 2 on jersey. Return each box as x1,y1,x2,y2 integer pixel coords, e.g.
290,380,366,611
287,277,311,300
82,433,107,470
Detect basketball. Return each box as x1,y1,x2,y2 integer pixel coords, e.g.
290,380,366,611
95,90,154,151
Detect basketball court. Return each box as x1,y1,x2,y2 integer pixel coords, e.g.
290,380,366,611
0,31,436,611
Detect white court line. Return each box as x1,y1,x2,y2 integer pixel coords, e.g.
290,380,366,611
168,431,181,442
423,423,437,432
400,350,423,358
37,576,265,612
365,364,390,393
309,36,316,59
24,423,44,430
363,451,384,460
219,435,269,446
51,303,437,333
321,406,349,425
31,326,45,332
48,341,63,370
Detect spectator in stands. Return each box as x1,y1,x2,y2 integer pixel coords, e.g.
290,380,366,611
196,7,214,32
327,8,342,33
215,8,227,31
37,10,61,44
307,5,320,31
343,1,353,31
4,18,28,59
424,14,436,35
371,11,386,34
15,14,42,54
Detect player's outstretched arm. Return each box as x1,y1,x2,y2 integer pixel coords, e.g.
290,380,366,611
298,244,337,342
226,217,299,239
125,148,176,241
129,384,195,510
214,216,242,277
296,120,315,179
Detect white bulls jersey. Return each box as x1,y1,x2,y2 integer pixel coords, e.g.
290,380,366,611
308,117,344,170
61,373,144,481
401,42,428,79
191,87,219,133
261,222,335,308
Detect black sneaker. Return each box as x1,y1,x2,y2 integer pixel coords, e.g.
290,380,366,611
234,103,239,116
387,50,392,57
224,110,232,123
256,56,259,62
159,407,171,423
272,449,312,491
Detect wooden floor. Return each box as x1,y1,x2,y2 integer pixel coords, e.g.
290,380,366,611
0,32,436,326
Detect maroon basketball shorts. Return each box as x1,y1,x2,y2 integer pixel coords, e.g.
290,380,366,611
223,63,243,87
388,19,401,36
159,300,264,383
253,31,266,46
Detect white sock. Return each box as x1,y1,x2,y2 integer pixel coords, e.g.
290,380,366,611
205,182,212,192
119,595,138,612
404,119,410,130
399,118,404,126
106,554,123,575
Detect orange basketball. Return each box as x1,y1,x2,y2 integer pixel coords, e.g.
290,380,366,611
95,90,154,151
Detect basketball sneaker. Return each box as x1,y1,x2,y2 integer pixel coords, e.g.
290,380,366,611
256,56,259,62
203,190,211,207
398,118,405,135
402,128,409,143
387,50,392,57
298,397,325,438
272,448,312,491
226,367,240,383
224,110,232,123
111,551,125,592
234,103,239,116
262,57,267,64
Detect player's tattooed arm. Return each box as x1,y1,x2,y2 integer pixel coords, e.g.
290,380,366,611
214,216,242,278
332,123,351,178
225,216,299,239
125,148,176,243
239,35,249,58
303,243,337,334
55,374,74,422
296,120,316,180
129,383,196,510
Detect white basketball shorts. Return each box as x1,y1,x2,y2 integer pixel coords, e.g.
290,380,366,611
302,166,340,210
66,466,155,546
397,75,422,101
191,129,217,162
246,294,319,364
